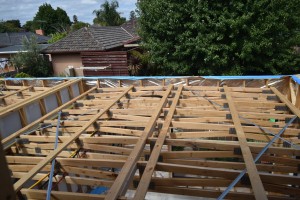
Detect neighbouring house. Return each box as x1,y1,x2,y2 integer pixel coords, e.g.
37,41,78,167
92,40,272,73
43,20,140,76
0,31,50,74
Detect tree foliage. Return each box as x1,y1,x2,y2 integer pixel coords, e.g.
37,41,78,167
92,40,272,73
32,3,71,35
129,11,136,20
0,20,22,32
48,32,68,43
71,15,90,32
12,36,52,77
71,21,90,31
138,0,300,75
93,0,126,26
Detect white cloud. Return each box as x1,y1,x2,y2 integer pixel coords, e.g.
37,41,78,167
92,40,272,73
80,0,98,5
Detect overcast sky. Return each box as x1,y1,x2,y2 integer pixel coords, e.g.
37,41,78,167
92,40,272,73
0,0,137,25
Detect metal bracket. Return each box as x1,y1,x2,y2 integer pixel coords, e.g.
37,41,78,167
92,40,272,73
233,147,242,155
16,138,29,145
285,117,299,124
267,96,279,101
262,90,273,94
73,102,83,108
86,95,95,100
75,138,83,147
275,105,288,111
223,103,229,108
221,94,226,99
229,128,236,135
283,141,291,148
226,114,232,120
93,122,100,130
35,147,41,154
61,112,70,117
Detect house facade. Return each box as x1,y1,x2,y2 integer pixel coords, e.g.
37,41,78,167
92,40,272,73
43,21,139,77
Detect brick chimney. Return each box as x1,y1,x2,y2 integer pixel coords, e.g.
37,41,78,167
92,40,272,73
35,29,44,36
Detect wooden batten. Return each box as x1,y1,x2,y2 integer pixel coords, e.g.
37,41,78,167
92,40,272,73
1,77,300,200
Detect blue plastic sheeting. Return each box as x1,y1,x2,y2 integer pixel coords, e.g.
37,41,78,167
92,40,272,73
201,75,286,80
3,75,299,81
292,75,300,84
90,187,108,194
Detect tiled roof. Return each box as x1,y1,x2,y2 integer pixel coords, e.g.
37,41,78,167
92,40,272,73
0,44,50,54
121,19,138,37
43,26,136,53
0,32,49,47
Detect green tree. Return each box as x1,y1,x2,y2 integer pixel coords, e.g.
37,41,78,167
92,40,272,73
48,32,68,43
33,3,71,35
93,0,126,26
138,0,300,75
70,15,90,31
23,20,35,32
12,36,52,77
71,21,90,31
129,10,136,20
73,15,78,24
0,19,22,32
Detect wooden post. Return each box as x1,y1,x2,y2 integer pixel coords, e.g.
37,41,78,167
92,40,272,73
96,79,100,88
264,79,269,88
42,80,47,87
186,78,189,86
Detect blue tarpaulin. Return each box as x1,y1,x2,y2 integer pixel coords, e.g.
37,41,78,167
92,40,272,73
90,187,108,194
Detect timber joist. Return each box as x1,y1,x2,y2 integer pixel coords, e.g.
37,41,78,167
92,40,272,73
1,78,300,200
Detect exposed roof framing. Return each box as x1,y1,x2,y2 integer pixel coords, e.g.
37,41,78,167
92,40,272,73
1,77,300,200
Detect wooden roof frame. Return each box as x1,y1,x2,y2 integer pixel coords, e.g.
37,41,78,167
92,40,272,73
1,77,300,200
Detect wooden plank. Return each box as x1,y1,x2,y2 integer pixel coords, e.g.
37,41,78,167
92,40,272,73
0,79,80,117
105,84,173,200
223,86,267,200
271,87,300,117
0,86,32,100
13,86,133,192
2,87,97,147
0,137,15,200
134,85,183,199
21,189,127,200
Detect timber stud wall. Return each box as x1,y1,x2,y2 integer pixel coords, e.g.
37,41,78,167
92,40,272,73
1,76,300,200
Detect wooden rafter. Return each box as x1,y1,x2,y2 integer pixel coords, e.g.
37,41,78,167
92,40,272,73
13,86,133,192
223,85,267,199
1,77,299,200
105,84,173,200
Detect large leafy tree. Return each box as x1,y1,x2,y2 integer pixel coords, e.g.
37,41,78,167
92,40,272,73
32,3,71,35
93,0,126,26
138,0,300,75
0,20,22,32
